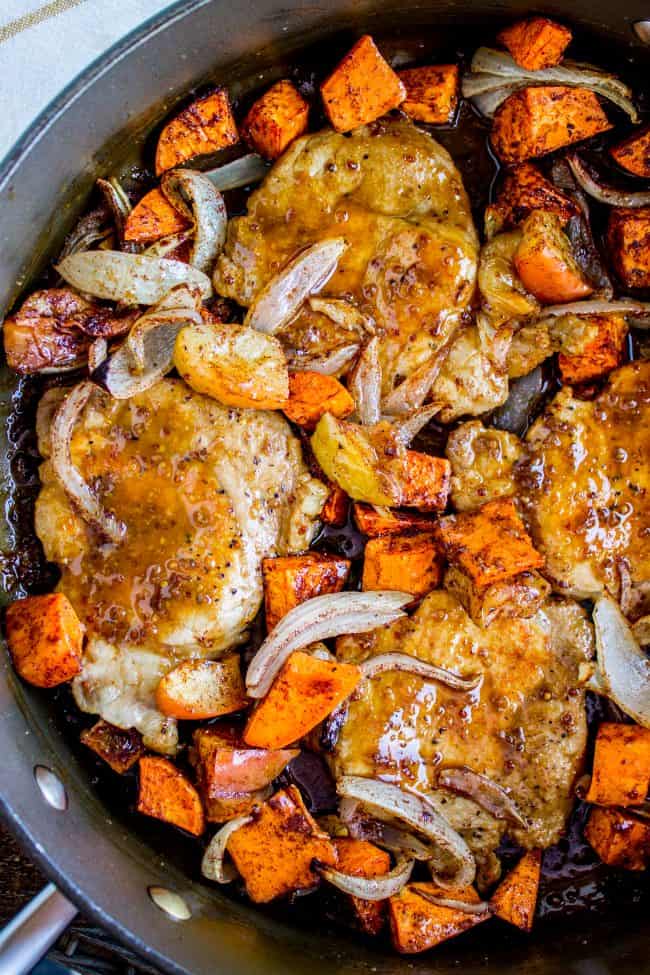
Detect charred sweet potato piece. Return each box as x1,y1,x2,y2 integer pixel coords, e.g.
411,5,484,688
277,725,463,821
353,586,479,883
514,211,593,304
227,784,337,902
399,451,451,511
155,656,247,720
585,723,650,807
444,565,550,628
6,593,83,688
284,371,355,430
137,756,205,836
585,807,650,870
389,883,488,953
262,552,351,631
80,720,144,773
436,498,544,589
485,163,579,235
362,532,444,599
607,207,650,289
244,651,361,749
353,503,437,536
321,35,406,133
333,838,391,935
497,17,572,70
489,849,542,932
490,87,612,165
124,188,189,244
611,126,650,178
320,484,350,527
3,289,92,374
155,88,238,175
558,314,628,384
398,65,459,124
241,80,309,160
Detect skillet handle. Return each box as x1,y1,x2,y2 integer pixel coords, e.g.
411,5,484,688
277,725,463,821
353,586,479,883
0,883,77,975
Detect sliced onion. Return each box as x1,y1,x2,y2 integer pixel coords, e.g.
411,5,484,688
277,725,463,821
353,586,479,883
593,595,650,728
57,251,212,305
96,177,133,249
348,337,381,425
246,591,410,699
87,338,108,372
567,155,650,208
315,856,414,901
50,381,126,543
337,776,476,888
161,169,227,273
542,299,650,322
126,283,202,372
297,344,361,376
244,238,348,335
144,229,193,259
201,815,253,884
308,296,376,335
386,403,443,446
413,888,491,915
382,338,453,414
58,206,113,261
437,767,528,828
360,653,481,693
204,153,268,192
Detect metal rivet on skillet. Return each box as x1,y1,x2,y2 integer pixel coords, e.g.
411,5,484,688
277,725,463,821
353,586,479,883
148,886,192,921
34,765,68,811
633,20,650,43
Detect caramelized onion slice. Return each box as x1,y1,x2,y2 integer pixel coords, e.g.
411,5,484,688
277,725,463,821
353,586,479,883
204,153,268,192
360,653,481,693
50,381,126,543
315,856,414,901
246,591,410,699
437,766,528,828
348,337,381,425
201,815,253,884
161,169,227,273
567,155,650,208
542,299,650,323
413,888,491,915
244,238,348,335
593,595,650,728
386,403,444,446
57,251,212,305
298,344,361,376
308,297,375,335
96,177,133,249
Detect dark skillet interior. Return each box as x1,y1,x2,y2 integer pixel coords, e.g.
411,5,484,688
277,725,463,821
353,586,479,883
0,2,649,974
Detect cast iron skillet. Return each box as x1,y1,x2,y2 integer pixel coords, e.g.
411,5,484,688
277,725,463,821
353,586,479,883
0,2,649,973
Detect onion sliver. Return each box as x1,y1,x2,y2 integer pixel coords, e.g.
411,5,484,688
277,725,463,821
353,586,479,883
413,888,491,916
348,337,381,425
315,856,414,901
437,766,528,828
144,229,194,259
308,296,375,335
360,653,481,693
204,153,268,192
96,177,132,248
201,815,253,884
50,381,125,543
567,155,650,208
386,403,444,446
542,299,650,322
299,344,361,376
244,238,348,335
161,169,227,273
246,591,411,699
126,283,203,373
593,595,650,729
87,338,108,372
57,251,212,305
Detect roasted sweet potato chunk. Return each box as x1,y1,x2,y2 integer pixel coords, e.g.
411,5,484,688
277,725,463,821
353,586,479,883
81,720,144,773
155,88,238,175
389,883,488,953
514,211,593,304
585,723,650,807
321,35,406,133
399,451,451,511
284,371,355,430
353,502,436,536
320,484,350,527
124,187,189,244
444,565,550,628
137,756,205,836
497,17,572,70
607,207,650,289
262,552,351,631
585,807,650,870
490,87,611,165
227,785,337,902
611,126,650,178
398,65,459,124
241,80,309,160
489,850,542,932
435,498,544,589
155,656,247,720
558,314,627,384
485,163,579,235
6,593,83,688
333,838,391,935
362,532,444,599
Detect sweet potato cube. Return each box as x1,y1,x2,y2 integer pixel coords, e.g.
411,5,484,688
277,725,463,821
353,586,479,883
353,502,437,536
227,785,337,901
398,65,459,124
6,593,83,688
435,498,544,588
585,723,650,807
155,656,247,720
485,162,579,235
558,315,627,385
241,80,309,160
490,87,612,165
155,88,238,175
244,651,361,749
585,807,650,870
137,756,205,836
333,838,391,935
123,188,189,244
489,849,542,932
611,126,650,179
262,552,351,631
80,720,144,774
320,484,350,527
399,451,451,511
284,371,355,430
607,207,650,289
514,211,592,305
445,565,550,628
321,35,406,133
389,883,488,953
362,532,443,599
497,17,572,71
